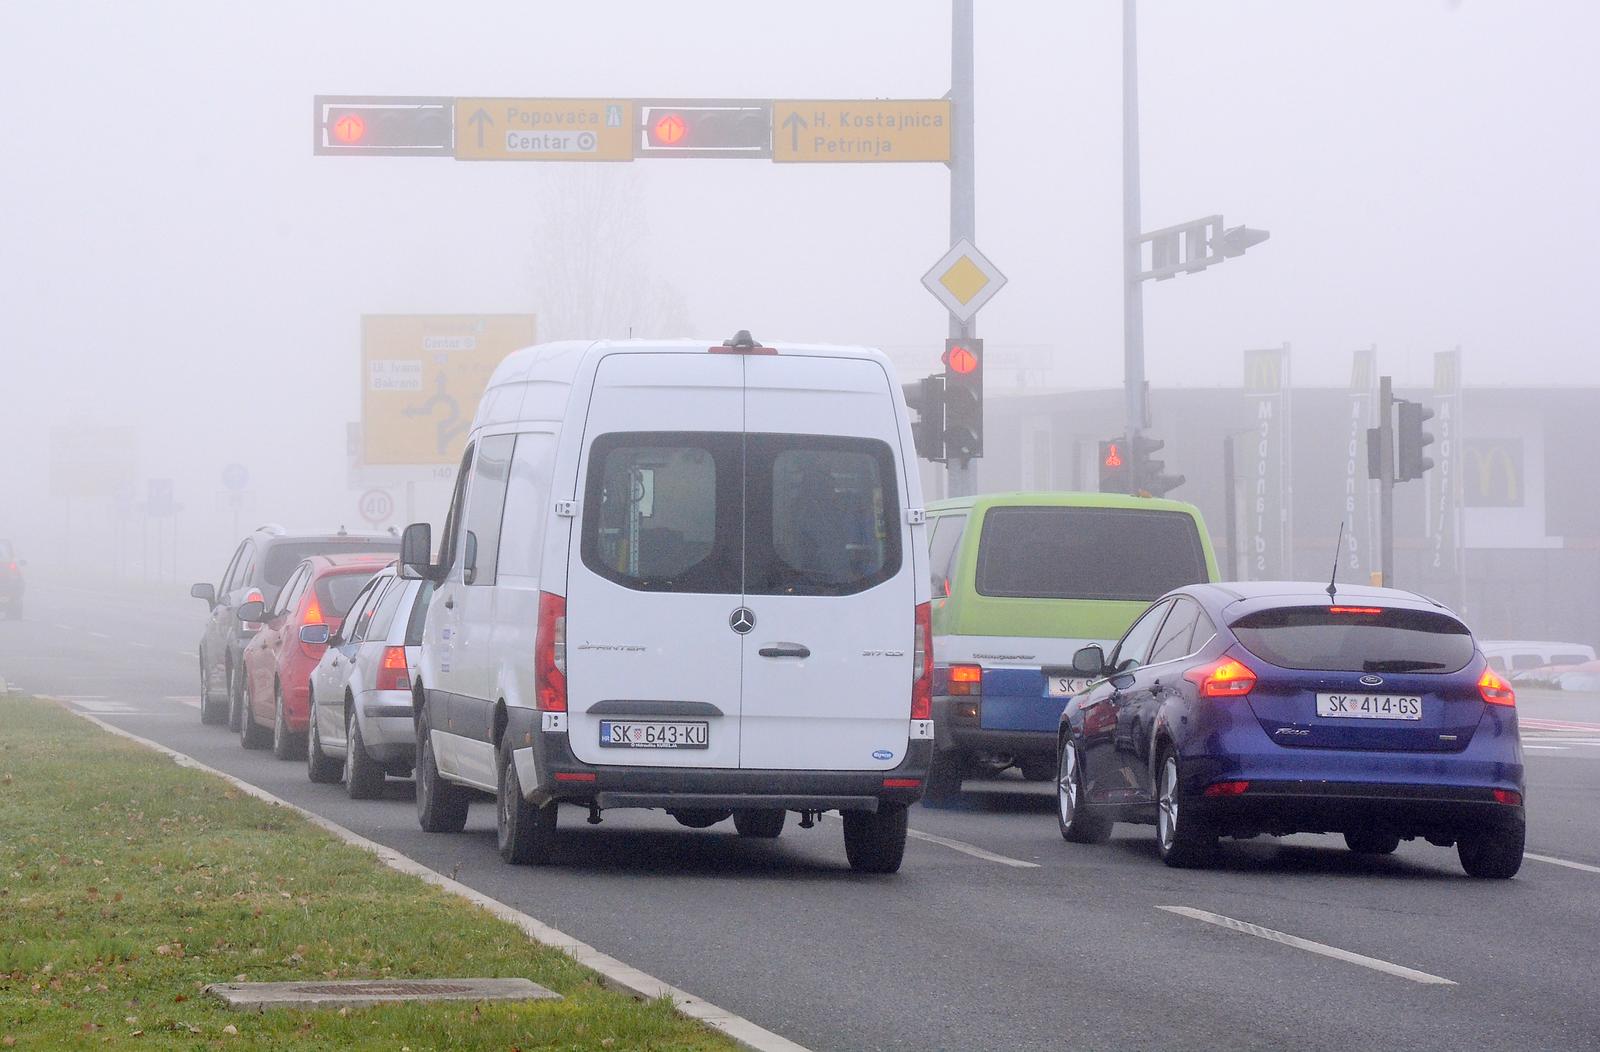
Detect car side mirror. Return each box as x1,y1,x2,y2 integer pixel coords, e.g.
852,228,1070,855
191,582,216,606
1072,644,1106,677
462,531,479,585
236,599,266,623
400,522,433,581
299,624,331,645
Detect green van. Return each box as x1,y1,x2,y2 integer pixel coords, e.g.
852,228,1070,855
924,492,1218,802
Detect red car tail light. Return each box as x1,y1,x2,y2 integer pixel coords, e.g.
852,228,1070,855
1202,780,1251,797
536,592,567,712
1183,658,1257,698
948,663,982,697
883,778,922,789
375,646,411,692
1492,788,1522,806
1478,667,1515,707
912,602,933,720
242,588,266,631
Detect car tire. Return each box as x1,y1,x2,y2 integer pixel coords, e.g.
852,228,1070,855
227,662,246,733
415,704,470,834
1155,750,1215,869
1344,828,1401,855
1457,821,1525,879
733,809,786,839
921,749,965,807
344,708,385,800
271,682,302,761
843,804,909,874
496,742,557,865
306,703,341,784
199,659,227,725
238,674,270,750
1057,741,1113,844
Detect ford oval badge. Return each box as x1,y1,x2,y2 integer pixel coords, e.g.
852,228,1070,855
1360,674,1384,687
872,749,894,761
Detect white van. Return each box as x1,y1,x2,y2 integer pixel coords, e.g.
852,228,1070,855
399,333,934,872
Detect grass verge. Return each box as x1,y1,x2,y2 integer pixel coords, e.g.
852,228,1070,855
0,697,739,1050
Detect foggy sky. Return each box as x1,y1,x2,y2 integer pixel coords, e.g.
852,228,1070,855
2,1,1597,573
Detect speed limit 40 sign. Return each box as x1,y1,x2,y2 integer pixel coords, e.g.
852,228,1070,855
358,488,395,526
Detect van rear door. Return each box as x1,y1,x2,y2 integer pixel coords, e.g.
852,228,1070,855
738,354,915,771
565,353,745,770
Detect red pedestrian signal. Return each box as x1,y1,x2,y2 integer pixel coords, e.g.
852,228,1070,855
332,112,366,144
1103,443,1123,468
944,344,979,375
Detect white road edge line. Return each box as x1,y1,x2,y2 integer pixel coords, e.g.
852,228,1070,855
906,827,1041,868
1526,853,1600,875
58,702,813,1052
1158,906,1455,986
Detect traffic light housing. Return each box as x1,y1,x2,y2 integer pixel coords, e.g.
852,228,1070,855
902,375,946,462
1129,433,1186,497
1396,400,1435,482
314,97,453,156
1099,438,1130,493
942,338,984,461
637,103,771,158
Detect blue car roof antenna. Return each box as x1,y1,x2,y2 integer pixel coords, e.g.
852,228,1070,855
1326,520,1345,602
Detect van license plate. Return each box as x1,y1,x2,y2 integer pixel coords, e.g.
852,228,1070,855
1315,694,1423,720
599,720,709,749
1047,675,1090,698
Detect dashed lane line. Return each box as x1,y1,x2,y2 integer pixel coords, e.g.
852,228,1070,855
1158,906,1456,986
905,827,1041,868
1526,853,1600,875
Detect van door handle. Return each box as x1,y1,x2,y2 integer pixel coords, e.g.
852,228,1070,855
444,596,454,610
758,644,811,659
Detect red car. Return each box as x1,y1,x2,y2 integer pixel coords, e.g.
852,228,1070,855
237,553,391,758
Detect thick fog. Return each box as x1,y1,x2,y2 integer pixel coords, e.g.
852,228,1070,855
2,1,1596,586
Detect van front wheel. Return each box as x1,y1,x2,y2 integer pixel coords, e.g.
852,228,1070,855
843,804,909,874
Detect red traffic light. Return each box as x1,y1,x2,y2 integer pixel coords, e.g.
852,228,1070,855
332,112,366,144
1104,443,1123,468
944,344,979,374
651,113,688,146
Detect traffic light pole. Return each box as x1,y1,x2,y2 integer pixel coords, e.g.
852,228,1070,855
946,0,977,499
1378,374,1395,587
1121,0,1148,461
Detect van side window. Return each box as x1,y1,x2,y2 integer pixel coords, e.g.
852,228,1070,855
582,433,734,594
928,512,967,599
463,434,516,587
496,433,555,579
438,443,475,578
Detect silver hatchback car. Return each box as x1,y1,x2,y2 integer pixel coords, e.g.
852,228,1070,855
305,566,432,797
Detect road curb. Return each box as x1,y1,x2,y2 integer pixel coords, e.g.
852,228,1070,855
60,703,813,1052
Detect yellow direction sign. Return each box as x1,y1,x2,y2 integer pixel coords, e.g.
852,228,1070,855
454,98,633,161
361,314,537,466
772,100,951,163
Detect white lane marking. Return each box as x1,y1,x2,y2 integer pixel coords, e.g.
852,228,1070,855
56,695,108,701
165,696,202,708
1523,745,1568,751
51,623,73,631
1158,906,1456,986
130,642,154,650
174,651,193,659
1527,853,1600,875
906,828,1040,868
86,631,112,639
62,706,814,1052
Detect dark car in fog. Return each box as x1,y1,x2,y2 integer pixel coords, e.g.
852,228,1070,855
190,525,399,729
1056,582,1525,878
0,539,23,619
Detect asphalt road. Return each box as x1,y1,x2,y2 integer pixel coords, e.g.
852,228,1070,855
4,576,1600,1051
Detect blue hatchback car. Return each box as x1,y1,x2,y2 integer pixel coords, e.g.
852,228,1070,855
1056,582,1525,878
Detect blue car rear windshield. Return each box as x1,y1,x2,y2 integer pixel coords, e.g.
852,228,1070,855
974,506,1209,601
1230,606,1474,673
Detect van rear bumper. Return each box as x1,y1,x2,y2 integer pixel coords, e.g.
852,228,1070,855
508,708,930,810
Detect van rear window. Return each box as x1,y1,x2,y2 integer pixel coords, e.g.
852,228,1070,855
974,506,1208,601
1230,606,1474,673
581,431,900,596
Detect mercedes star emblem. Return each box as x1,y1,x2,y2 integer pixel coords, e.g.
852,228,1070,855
729,607,756,634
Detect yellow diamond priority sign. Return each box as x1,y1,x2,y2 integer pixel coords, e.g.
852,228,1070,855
921,238,1007,323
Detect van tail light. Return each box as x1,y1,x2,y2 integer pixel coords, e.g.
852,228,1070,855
912,602,933,720
242,588,265,631
375,646,411,692
948,663,982,697
536,592,568,713
1478,667,1515,707
1183,657,1257,698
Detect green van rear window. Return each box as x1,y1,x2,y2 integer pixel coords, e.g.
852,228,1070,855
974,506,1207,601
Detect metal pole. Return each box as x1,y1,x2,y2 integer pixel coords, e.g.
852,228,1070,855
1223,433,1238,580
1379,374,1395,587
945,0,977,498
1122,0,1147,457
